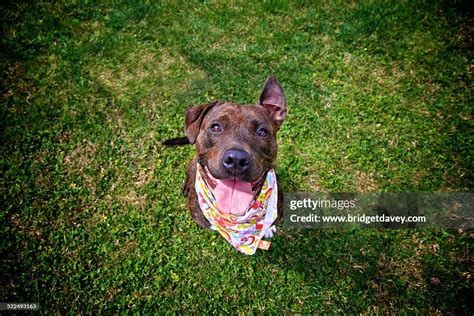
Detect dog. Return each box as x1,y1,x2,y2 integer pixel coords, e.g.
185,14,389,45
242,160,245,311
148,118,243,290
164,76,287,253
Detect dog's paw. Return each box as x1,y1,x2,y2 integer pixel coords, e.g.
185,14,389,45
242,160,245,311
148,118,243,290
264,225,277,238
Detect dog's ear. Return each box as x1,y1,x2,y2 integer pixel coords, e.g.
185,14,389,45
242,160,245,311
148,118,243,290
259,76,287,129
185,101,219,144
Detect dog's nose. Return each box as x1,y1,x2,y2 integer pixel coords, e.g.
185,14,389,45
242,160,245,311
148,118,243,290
222,149,250,174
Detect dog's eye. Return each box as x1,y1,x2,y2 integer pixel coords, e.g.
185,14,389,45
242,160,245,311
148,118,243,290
209,123,222,133
257,127,269,137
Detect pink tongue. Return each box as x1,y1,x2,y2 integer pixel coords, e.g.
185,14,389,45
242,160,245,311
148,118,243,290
213,179,255,215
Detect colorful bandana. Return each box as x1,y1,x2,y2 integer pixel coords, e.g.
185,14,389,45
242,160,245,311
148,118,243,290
195,163,278,255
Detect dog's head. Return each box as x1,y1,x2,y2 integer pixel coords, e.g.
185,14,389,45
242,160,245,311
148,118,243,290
185,76,287,182
184,76,287,214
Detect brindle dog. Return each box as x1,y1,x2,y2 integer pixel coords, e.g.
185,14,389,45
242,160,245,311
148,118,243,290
164,77,287,235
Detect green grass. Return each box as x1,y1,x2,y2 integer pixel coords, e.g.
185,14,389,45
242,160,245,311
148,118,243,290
1,0,472,313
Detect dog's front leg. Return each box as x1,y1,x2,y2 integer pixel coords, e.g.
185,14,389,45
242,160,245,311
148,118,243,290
182,158,198,197
185,157,211,228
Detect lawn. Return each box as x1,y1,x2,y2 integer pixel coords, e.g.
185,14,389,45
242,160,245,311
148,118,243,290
1,0,472,313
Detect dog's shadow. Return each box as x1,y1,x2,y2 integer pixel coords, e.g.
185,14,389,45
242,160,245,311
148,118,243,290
266,228,380,287
258,228,401,311
260,225,470,313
